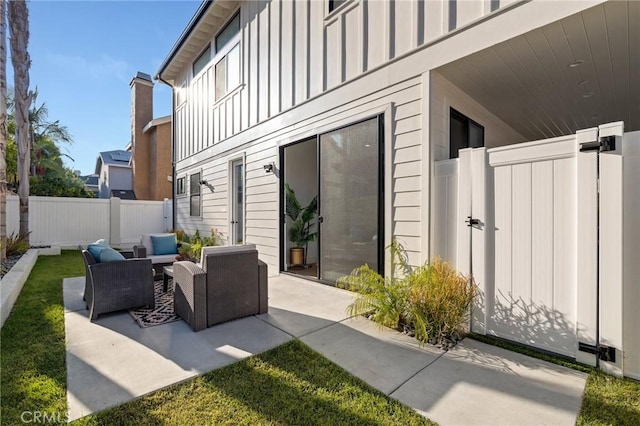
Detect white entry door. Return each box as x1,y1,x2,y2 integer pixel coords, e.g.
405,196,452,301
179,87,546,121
230,158,244,245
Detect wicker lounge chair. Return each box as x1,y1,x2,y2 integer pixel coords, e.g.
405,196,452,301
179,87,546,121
173,245,268,331
81,249,155,321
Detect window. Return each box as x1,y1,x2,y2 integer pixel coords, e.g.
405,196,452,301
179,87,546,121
449,108,484,159
192,45,211,76
190,173,201,217
176,176,186,196
328,0,347,13
214,13,241,100
215,13,240,51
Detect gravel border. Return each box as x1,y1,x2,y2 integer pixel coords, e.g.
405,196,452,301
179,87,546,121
1,255,23,279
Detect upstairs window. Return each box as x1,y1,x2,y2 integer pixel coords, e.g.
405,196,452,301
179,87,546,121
190,172,202,217
449,108,484,159
214,13,241,100
192,45,211,76
215,13,240,51
328,0,347,13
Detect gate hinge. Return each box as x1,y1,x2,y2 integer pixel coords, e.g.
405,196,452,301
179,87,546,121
579,135,616,153
578,342,616,362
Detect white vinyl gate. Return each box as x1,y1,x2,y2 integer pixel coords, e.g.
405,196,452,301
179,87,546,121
433,121,640,379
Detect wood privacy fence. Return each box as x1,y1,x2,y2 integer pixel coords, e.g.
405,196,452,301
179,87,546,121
433,122,640,380
5,196,173,248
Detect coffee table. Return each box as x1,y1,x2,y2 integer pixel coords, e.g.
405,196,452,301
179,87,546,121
162,265,174,292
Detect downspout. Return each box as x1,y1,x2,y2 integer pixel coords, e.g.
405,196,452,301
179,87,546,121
156,74,177,231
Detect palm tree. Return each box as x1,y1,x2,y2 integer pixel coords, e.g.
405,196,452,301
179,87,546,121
5,90,74,185
8,0,30,242
27,89,73,176
0,0,7,262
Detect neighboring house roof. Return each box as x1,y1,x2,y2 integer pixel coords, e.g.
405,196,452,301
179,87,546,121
110,189,136,200
95,150,132,174
79,174,99,187
143,115,171,133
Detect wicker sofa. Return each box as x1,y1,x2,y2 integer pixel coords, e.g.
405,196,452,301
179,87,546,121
172,245,268,332
133,233,181,277
80,249,155,321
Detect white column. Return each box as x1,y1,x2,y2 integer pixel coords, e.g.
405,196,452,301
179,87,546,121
598,121,624,377
576,127,598,367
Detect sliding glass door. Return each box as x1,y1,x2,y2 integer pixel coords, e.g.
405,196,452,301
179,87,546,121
318,116,382,282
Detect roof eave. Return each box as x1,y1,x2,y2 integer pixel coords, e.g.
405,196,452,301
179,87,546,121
155,0,214,84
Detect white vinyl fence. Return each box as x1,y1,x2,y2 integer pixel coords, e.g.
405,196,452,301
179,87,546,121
433,122,640,380
6,196,173,248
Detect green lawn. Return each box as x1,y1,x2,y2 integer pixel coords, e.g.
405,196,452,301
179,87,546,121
1,251,433,425
74,340,433,426
1,250,83,424
3,252,639,425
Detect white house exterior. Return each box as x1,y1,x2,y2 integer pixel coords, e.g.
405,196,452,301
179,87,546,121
157,0,639,378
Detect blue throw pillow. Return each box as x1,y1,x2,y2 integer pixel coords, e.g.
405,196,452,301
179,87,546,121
99,247,126,263
87,243,108,261
151,234,178,255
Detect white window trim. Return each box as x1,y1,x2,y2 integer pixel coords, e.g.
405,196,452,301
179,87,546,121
212,38,242,102
227,153,246,246
189,169,204,219
325,0,355,21
212,10,242,103
176,174,187,198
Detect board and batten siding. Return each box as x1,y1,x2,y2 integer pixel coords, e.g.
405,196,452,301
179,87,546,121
176,77,426,272
173,0,507,163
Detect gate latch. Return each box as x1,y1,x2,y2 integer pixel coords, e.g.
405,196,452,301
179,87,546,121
466,216,480,227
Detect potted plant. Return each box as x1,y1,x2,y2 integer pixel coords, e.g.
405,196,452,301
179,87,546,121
285,183,318,267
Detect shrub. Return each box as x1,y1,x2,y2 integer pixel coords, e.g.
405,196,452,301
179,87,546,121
5,231,30,257
339,263,408,330
404,259,476,344
175,228,222,261
338,241,475,346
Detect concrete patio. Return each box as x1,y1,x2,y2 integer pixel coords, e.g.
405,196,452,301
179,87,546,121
64,273,587,424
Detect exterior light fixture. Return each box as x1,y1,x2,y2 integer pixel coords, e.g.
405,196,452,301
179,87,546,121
263,162,280,178
568,60,584,68
199,179,214,192
582,92,594,98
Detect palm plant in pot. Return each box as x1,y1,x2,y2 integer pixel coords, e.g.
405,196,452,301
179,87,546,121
285,183,318,267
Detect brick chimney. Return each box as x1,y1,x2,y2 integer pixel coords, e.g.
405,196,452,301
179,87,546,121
130,72,153,200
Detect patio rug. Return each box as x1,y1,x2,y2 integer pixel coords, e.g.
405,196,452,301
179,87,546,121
129,280,181,328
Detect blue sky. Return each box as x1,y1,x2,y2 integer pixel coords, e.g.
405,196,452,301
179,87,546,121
7,0,200,175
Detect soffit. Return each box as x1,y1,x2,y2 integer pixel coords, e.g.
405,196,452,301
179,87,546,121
160,0,239,84
437,0,639,141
